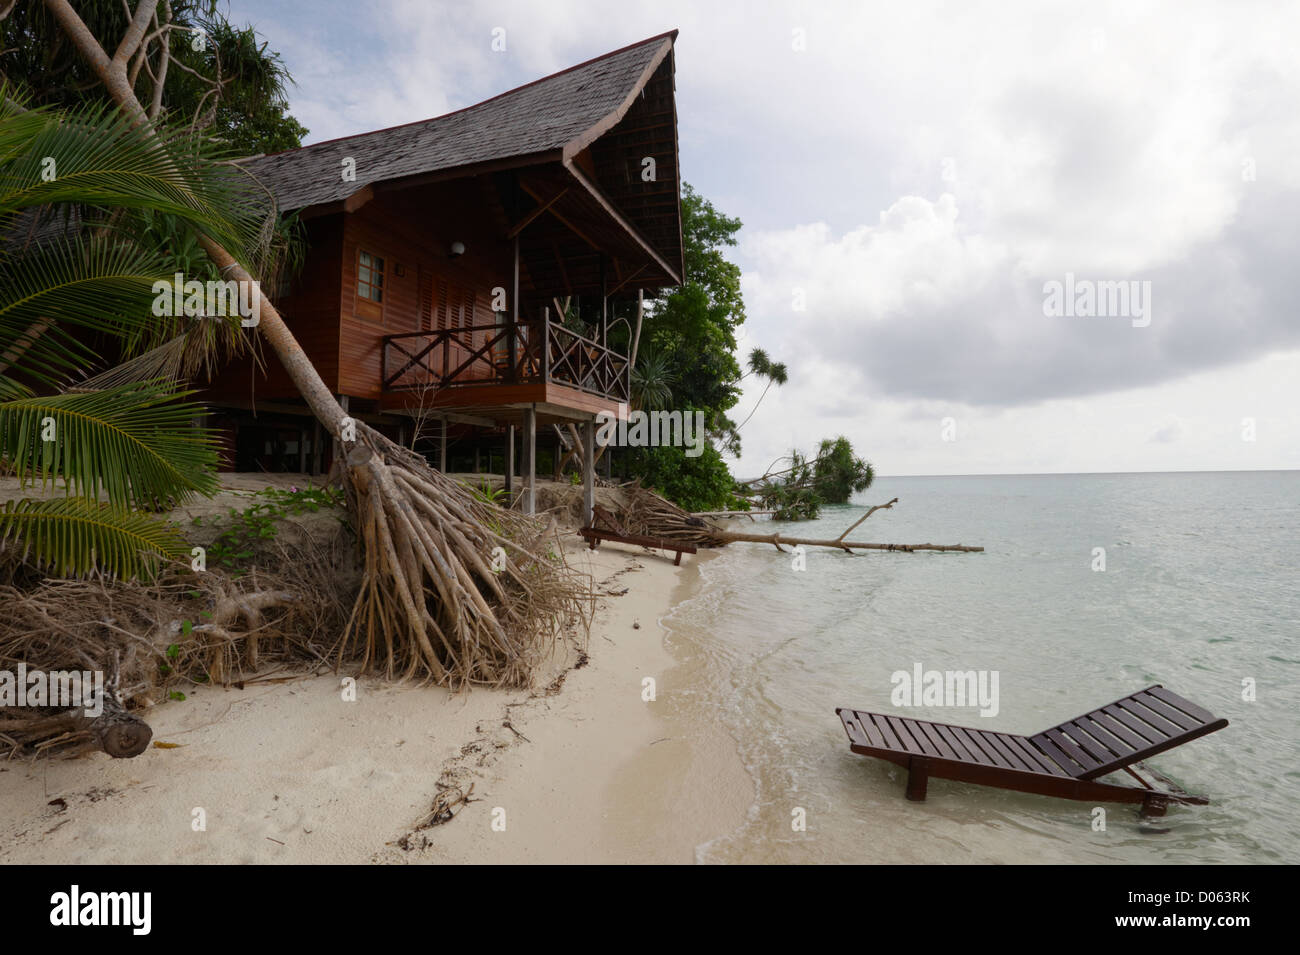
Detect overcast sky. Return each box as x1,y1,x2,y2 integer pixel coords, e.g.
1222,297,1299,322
228,0,1300,476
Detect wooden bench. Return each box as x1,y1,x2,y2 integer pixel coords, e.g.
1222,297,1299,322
836,685,1227,817
580,504,697,566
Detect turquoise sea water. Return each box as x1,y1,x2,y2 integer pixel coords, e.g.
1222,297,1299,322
663,471,1298,864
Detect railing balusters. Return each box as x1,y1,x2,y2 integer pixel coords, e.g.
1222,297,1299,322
381,320,627,399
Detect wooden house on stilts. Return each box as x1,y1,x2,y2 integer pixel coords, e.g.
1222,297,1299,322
203,31,684,521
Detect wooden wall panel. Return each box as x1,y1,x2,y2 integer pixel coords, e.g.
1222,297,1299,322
337,182,519,400
201,214,343,403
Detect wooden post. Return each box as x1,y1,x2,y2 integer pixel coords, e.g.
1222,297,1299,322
522,405,536,515
599,255,607,348
439,415,447,472
509,234,520,383
311,419,322,475
906,756,930,801
582,418,595,526
474,444,480,473
297,425,307,474
505,424,515,503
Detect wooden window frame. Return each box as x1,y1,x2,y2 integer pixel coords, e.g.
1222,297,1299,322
355,248,386,322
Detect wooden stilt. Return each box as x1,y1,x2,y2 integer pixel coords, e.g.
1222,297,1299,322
582,418,595,526
505,424,515,504
522,405,536,515
439,415,447,472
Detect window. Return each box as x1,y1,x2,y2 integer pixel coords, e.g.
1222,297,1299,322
355,249,385,321
358,250,384,302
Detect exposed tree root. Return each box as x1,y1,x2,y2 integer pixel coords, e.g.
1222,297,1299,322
338,424,592,688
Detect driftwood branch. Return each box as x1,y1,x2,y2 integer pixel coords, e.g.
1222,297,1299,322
835,497,897,541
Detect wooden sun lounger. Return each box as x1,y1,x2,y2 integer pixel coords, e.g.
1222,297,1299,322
836,685,1227,816
580,504,697,566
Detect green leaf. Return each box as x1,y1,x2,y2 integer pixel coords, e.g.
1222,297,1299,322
0,497,186,578
0,382,219,508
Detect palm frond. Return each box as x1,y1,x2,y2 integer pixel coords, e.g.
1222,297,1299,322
0,381,219,507
0,232,181,384
0,96,268,260
0,497,186,579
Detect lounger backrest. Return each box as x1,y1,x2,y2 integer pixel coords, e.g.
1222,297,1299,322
1028,685,1228,780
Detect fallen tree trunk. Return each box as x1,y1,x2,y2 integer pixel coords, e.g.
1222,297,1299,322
705,529,983,553
0,658,152,758
623,486,983,554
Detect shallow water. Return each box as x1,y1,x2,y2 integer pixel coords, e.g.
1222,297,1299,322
660,471,1299,864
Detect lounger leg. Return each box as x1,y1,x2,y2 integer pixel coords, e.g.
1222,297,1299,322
906,756,930,801
674,550,682,566
1140,793,1169,818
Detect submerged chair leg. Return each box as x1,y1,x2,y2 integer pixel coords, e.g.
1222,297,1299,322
1140,793,1169,818
906,756,930,801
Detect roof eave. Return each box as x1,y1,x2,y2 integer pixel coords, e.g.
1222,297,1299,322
562,158,683,287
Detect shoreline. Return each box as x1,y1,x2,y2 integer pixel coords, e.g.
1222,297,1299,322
0,537,752,865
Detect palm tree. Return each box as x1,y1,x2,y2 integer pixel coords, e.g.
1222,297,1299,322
0,92,269,577
734,347,788,431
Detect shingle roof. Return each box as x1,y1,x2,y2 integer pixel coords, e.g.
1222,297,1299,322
238,32,676,212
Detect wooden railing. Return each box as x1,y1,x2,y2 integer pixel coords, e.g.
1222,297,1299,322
382,319,629,403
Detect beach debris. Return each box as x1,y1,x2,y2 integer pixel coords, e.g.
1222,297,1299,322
0,535,352,759
419,781,476,828
621,486,983,554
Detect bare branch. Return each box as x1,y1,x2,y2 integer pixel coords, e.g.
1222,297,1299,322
148,1,172,120
112,0,159,69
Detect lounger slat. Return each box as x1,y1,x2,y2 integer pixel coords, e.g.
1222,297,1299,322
932,723,977,762
1114,698,1184,738
1130,691,1201,731
884,716,928,756
1147,686,1217,724
904,720,946,758
913,721,959,760
949,726,998,766
969,730,1019,770
871,713,904,751
1061,720,1125,763
1085,709,1148,751
1073,717,1138,759
981,731,1036,772
1040,727,1104,773
1101,703,1168,743
838,711,872,749
851,712,886,749
961,730,1007,769
1030,733,1089,777
1009,735,1071,776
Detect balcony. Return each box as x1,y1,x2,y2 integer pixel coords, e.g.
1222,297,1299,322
381,319,630,410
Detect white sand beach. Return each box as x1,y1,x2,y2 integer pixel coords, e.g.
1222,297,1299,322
0,540,752,865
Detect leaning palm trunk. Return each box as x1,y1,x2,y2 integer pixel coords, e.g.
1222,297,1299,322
46,0,590,688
